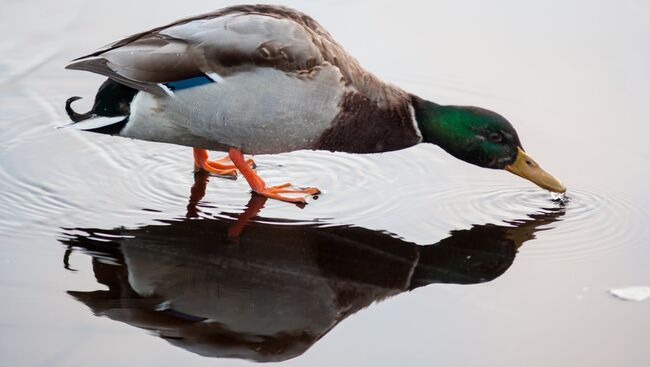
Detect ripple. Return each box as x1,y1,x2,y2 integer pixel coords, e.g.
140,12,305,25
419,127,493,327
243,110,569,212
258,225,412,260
519,188,649,262
49,135,650,265
396,183,649,262
1,95,647,263
190,147,448,227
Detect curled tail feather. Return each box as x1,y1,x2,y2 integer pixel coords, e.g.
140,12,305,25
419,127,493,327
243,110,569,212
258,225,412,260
63,78,138,134
65,96,94,122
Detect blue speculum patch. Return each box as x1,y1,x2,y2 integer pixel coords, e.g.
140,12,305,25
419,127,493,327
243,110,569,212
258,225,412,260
165,75,213,91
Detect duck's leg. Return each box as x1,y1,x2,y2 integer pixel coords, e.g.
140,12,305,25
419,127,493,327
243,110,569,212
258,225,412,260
185,170,210,219
228,194,268,238
228,147,320,204
193,148,255,176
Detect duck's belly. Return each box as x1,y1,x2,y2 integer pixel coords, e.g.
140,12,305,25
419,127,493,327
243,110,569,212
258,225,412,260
123,66,346,154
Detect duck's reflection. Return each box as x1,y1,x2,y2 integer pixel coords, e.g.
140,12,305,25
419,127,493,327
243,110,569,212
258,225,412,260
60,172,564,362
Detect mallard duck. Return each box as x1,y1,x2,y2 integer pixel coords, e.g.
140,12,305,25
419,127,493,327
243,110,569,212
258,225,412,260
63,200,563,361
65,4,565,203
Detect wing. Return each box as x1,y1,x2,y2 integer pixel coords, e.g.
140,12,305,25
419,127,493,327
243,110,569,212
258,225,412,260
66,6,329,96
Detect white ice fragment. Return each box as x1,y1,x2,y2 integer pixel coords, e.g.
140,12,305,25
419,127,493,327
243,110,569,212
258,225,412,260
609,287,650,302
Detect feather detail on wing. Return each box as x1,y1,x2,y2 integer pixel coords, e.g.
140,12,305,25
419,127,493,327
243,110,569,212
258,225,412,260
66,5,407,105
66,36,199,96
66,7,326,96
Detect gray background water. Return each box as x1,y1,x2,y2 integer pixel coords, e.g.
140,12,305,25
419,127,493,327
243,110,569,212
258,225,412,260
1,0,649,366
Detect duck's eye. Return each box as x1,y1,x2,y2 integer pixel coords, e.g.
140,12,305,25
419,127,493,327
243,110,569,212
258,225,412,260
488,132,503,143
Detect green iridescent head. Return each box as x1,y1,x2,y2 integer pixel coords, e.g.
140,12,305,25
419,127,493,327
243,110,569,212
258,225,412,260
412,97,566,193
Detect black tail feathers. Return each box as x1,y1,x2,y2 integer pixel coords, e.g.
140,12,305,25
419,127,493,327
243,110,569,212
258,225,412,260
65,78,138,122
64,79,139,134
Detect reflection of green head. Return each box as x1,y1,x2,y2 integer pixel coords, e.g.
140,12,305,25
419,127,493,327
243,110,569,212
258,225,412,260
412,97,522,169
410,206,565,289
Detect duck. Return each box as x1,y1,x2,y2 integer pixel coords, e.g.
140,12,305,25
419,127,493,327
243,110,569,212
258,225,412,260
62,195,564,362
65,4,566,204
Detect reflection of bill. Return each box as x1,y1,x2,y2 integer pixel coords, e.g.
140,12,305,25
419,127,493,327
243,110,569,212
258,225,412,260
61,173,564,362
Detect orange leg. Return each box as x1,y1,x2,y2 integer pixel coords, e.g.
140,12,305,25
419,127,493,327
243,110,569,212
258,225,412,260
228,147,320,204
185,170,210,219
228,194,268,238
193,148,255,177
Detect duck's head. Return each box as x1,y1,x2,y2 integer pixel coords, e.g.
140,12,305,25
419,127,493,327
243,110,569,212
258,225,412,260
412,97,566,193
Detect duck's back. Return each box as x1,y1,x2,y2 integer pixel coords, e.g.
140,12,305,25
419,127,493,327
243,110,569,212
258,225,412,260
67,5,422,154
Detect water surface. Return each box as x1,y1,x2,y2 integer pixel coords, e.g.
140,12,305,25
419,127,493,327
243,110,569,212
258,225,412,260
1,1,649,366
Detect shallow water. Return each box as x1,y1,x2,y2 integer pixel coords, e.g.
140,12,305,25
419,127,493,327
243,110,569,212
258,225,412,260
1,0,649,366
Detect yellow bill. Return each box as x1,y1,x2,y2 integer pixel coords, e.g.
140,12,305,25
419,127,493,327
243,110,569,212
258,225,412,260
505,147,566,193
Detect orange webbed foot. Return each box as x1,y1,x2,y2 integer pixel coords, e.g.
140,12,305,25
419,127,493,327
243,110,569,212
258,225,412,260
228,148,320,205
254,183,321,204
193,148,255,177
